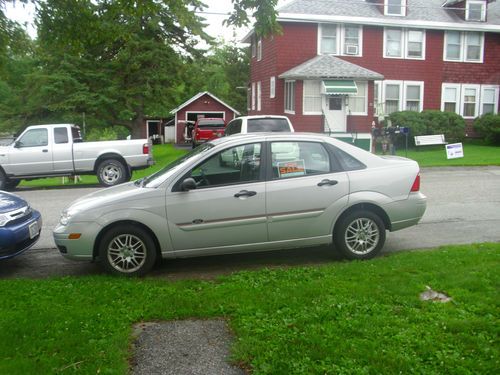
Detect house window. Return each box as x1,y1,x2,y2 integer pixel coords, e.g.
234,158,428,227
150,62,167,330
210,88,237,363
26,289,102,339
462,86,479,118
285,80,296,114
270,77,276,99
257,81,262,111
251,82,256,110
385,0,404,16
441,84,460,113
407,30,424,58
349,82,367,115
374,82,382,116
384,83,401,114
247,87,251,111
303,80,322,114
466,0,486,22
343,25,361,55
320,24,338,54
442,83,499,116
384,28,425,59
257,38,262,61
404,83,423,112
481,87,498,115
251,37,256,58
444,31,484,63
384,28,403,57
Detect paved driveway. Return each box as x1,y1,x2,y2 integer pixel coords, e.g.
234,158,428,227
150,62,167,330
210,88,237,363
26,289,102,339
1,166,499,279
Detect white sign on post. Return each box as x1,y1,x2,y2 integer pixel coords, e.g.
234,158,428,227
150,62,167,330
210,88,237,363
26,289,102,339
446,143,464,159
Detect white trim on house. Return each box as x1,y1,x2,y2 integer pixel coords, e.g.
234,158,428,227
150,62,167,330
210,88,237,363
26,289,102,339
443,31,484,63
317,23,364,57
382,28,425,60
440,83,499,117
276,13,500,32
170,91,240,116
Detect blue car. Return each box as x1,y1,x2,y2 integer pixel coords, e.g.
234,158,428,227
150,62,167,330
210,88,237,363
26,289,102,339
0,191,42,260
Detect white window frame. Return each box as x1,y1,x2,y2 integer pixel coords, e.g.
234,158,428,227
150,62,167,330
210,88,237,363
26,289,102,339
318,24,363,57
257,81,262,111
284,80,296,114
444,31,484,63
374,81,383,117
251,82,256,111
480,85,499,115
251,37,256,58
383,80,404,114
270,76,276,99
403,81,424,112
384,28,425,60
257,38,262,61
385,0,405,17
441,83,461,114
302,80,322,115
348,81,368,116
462,84,481,119
466,0,486,22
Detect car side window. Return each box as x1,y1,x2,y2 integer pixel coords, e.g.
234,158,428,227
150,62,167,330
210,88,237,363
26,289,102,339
17,129,48,148
325,144,366,171
225,119,242,136
188,143,262,188
271,141,330,179
54,127,69,144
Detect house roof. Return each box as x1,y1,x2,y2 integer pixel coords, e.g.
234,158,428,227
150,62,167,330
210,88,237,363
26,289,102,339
169,91,240,116
277,0,500,32
278,54,384,80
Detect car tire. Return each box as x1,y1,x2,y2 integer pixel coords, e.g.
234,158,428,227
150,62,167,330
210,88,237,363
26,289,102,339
5,179,21,190
98,225,157,276
192,142,197,149
0,170,7,190
97,159,128,187
334,210,386,260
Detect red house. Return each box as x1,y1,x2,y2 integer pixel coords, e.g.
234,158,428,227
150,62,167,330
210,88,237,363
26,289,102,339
244,0,500,149
170,92,240,144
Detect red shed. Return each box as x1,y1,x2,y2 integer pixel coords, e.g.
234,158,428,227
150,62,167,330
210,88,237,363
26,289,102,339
170,92,240,144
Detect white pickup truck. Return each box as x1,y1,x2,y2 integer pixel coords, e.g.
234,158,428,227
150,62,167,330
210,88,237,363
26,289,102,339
0,124,154,190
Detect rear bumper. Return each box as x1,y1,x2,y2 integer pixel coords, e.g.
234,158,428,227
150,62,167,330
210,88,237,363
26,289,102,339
386,192,427,231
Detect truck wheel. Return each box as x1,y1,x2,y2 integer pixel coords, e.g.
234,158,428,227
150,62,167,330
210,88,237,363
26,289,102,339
334,210,386,260
98,225,157,276
97,159,127,187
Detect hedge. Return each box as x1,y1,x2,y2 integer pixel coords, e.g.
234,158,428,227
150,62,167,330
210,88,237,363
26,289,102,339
474,113,500,145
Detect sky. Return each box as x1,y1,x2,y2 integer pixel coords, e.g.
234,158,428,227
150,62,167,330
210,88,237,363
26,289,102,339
5,0,291,44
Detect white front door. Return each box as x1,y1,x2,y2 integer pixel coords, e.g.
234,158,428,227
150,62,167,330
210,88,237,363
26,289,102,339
323,95,346,132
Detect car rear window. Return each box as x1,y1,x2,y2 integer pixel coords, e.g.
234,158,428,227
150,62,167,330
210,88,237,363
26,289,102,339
247,118,290,132
197,120,225,128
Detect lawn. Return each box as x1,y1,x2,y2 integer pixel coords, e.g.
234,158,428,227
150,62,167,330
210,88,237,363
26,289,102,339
1,243,499,374
390,141,500,167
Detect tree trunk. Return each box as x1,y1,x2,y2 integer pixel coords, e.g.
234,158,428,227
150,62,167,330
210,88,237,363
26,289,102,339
130,114,145,139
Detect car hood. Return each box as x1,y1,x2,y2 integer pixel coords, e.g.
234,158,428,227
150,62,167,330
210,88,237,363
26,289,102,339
0,191,27,213
64,182,151,215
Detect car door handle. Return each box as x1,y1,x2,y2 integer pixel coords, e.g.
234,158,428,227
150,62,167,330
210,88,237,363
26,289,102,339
234,190,257,198
42,149,48,153
317,179,338,187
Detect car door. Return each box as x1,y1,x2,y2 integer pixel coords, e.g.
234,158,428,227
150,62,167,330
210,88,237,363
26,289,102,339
52,126,74,172
5,128,53,175
265,140,349,242
166,142,267,254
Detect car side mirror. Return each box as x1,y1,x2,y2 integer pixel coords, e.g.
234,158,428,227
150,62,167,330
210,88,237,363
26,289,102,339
180,177,197,191
14,141,22,148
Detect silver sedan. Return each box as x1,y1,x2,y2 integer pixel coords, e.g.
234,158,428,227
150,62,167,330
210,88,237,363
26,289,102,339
53,133,426,276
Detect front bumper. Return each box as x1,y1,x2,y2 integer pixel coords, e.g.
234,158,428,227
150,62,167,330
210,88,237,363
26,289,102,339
0,210,42,260
53,221,103,261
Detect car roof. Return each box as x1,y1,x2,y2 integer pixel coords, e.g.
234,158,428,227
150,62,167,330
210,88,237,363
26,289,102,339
234,115,290,120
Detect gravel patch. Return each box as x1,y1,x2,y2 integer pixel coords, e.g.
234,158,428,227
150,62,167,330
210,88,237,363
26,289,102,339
131,319,245,375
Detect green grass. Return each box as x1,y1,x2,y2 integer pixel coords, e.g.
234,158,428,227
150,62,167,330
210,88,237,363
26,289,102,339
19,144,188,188
391,142,500,167
1,244,499,374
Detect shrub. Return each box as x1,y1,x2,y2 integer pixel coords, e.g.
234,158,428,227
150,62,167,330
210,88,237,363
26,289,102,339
474,113,500,145
84,126,130,141
388,110,466,146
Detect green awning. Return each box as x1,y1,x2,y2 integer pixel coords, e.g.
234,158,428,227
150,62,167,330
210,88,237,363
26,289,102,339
322,80,358,95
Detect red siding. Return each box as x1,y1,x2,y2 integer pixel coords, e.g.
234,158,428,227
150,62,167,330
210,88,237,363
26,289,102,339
248,21,500,136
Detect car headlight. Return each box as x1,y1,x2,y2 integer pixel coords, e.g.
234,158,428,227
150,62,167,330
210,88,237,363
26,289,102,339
59,210,72,226
0,214,8,227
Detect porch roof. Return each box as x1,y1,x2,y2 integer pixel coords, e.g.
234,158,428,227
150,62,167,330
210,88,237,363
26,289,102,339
278,55,384,81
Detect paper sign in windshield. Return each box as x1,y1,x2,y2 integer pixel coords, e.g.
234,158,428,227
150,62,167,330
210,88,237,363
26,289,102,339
278,160,306,178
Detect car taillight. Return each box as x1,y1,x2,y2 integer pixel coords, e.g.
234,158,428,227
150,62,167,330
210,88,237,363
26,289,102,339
410,173,420,192
143,143,150,154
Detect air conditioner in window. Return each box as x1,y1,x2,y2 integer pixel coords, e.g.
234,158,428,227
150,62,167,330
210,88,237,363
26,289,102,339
345,44,359,55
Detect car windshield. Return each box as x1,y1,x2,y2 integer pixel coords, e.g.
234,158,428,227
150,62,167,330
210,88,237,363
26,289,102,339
198,120,225,128
247,118,290,132
139,143,214,188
